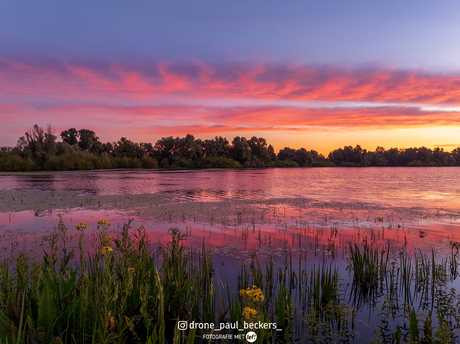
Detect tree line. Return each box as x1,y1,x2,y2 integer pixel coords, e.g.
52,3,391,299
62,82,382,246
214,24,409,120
0,124,459,171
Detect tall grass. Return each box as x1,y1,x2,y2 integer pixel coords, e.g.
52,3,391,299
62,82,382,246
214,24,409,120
0,221,214,343
1,220,460,343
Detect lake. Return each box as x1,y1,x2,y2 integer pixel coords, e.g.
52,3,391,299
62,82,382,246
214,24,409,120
2,167,460,209
1,167,460,342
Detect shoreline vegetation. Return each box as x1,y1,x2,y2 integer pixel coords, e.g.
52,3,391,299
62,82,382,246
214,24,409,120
1,124,460,172
1,218,460,343
1,185,460,342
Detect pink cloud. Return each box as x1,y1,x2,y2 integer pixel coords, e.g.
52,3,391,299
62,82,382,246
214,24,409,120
4,102,460,135
3,56,460,146
2,56,460,104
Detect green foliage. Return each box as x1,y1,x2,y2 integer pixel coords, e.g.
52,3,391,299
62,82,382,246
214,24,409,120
2,218,460,343
0,152,37,171
311,160,336,167
192,157,241,169
36,281,57,343
44,152,114,170
112,156,142,168
0,223,229,343
409,309,420,342
21,124,57,168
159,158,170,168
307,263,339,309
113,137,144,160
349,242,388,288
268,159,300,168
141,157,158,169
5,124,460,171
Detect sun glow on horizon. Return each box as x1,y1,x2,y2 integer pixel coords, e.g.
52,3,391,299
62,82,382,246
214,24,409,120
1,57,460,153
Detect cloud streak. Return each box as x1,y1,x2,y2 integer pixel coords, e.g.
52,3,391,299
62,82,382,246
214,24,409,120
3,102,460,135
3,56,460,147
2,56,460,104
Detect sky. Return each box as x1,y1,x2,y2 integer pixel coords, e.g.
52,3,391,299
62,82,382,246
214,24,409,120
1,0,460,155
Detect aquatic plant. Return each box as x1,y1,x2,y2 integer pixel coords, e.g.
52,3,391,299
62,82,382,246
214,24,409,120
1,216,460,343
349,242,389,288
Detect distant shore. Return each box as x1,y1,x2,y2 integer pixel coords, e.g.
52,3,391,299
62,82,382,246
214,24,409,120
2,125,459,172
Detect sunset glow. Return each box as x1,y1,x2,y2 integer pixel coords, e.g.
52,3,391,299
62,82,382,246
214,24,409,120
1,0,460,154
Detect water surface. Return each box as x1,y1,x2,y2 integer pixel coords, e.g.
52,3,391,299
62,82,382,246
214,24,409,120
2,167,460,210
2,168,460,341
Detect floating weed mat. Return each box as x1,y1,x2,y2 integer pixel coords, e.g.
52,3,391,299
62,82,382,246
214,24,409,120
1,220,460,343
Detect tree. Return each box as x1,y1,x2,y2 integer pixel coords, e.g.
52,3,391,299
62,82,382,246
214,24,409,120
278,147,296,161
231,137,251,165
141,142,155,157
19,124,56,167
153,136,178,163
268,145,276,162
203,136,230,158
452,147,460,166
78,129,100,152
431,147,454,166
113,137,144,159
384,148,400,166
293,148,313,167
372,147,388,166
178,134,201,161
60,128,79,145
247,137,270,166
314,150,328,161
328,145,370,166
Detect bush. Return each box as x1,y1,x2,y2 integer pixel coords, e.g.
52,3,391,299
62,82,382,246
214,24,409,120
192,157,241,169
55,142,79,156
268,159,300,168
44,155,75,170
171,158,192,169
407,160,438,167
159,158,170,168
44,152,114,171
113,157,142,168
142,157,158,169
312,160,336,167
339,161,362,167
0,153,37,171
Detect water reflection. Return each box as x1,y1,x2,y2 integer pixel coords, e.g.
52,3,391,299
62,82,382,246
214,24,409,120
1,168,460,342
14,174,57,191
2,203,459,262
2,167,460,209
2,168,460,245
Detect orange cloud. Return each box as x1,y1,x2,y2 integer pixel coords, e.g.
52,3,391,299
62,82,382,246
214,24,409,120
4,102,460,135
2,56,460,104
3,56,460,148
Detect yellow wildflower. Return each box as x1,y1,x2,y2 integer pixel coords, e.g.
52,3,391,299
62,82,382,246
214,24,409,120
128,268,135,273
97,220,111,227
100,247,114,255
75,222,88,230
102,236,114,244
242,307,259,320
240,286,264,303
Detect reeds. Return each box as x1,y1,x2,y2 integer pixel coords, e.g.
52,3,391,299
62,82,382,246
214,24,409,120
1,218,460,343
0,222,214,343
349,242,389,288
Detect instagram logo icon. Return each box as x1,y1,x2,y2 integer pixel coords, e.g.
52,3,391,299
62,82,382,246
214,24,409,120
178,321,188,330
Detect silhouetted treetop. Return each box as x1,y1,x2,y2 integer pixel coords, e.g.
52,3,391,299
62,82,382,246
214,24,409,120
2,124,460,171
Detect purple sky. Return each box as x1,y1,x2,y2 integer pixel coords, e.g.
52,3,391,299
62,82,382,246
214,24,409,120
2,0,460,153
